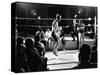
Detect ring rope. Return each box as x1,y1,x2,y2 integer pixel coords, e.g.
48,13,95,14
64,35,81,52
14,17,95,21
16,24,95,27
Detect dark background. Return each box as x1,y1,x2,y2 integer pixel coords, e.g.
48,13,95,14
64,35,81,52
14,2,97,37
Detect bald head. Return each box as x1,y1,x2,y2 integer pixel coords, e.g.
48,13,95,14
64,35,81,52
56,14,61,21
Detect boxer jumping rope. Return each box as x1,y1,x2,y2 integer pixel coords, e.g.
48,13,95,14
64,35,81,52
51,14,62,56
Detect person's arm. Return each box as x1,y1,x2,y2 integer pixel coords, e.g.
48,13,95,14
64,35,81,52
52,20,56,31
36,31,39,36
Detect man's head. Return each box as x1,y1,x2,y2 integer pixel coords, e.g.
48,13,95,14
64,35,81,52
38,27,42,32
79,44,91,63
25,38,34,49
17,36,24,45
47,28,50,32
56,14,61,21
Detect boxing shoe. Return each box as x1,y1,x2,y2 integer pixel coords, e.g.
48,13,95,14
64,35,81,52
53,51,58,56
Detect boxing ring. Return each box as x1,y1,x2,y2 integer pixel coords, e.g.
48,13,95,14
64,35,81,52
45,36,94,70
15,17,97,70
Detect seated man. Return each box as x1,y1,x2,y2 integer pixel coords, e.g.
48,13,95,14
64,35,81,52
90,46,97,64
24,38,43,72
35,27,46,49
34,35,45,57
34,35,48,71
72,44,97,69
16,36,28,72
36,27,44,41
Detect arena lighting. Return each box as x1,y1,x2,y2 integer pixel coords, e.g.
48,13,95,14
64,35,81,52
59,27,62,30
38,16,41,19
78,11,80,14
78,10,81,14
15,17,18,19
74,14,77,18
88,17,92,20
78,9,82,14
88,24,91,26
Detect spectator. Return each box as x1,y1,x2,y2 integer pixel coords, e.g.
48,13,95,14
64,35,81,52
24,38,43,72
34,35,48,71
72,44,97,69
36,27,44,41
90,34,97,64
90,46,97,64
36,27,47,50
34,35,45,57
16,36,27,72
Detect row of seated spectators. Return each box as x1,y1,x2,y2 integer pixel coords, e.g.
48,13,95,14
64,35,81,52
16,28,97,72
16,34,48,72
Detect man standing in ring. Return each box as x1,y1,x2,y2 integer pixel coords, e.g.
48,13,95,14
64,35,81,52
51,14,62,56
